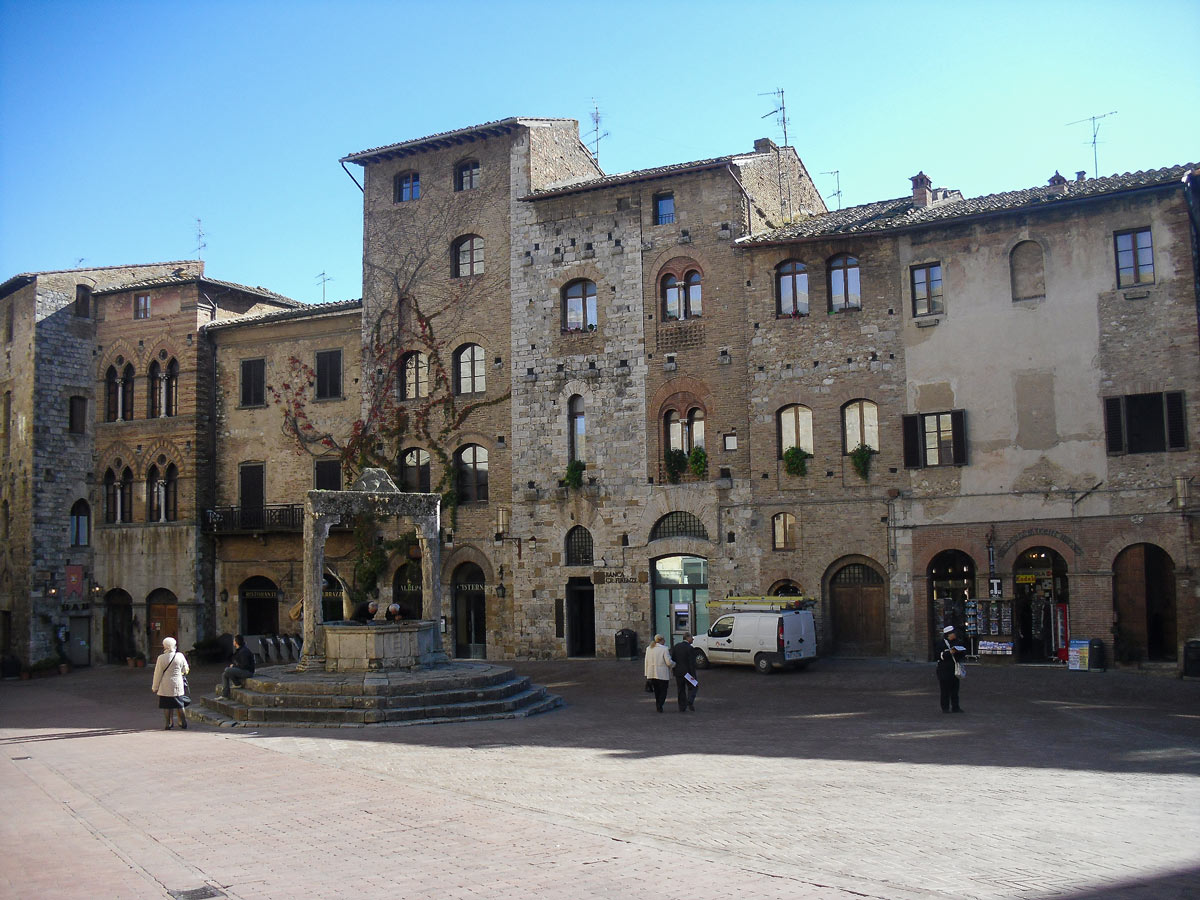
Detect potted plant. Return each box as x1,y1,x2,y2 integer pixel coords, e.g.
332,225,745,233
688,446,708,479
563,459,585,490
133,651,147,668
782,446,812,477
30,657,60,678
848,444,874,482
664,448,689,484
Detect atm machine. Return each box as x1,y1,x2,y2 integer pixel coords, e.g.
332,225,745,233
670,600,694,646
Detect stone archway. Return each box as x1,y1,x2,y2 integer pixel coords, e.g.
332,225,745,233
1114,544,1177,663
827,560,887,656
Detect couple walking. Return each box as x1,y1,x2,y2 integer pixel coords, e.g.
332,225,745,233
644,633,699,713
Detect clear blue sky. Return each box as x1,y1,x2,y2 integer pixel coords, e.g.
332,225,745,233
2,0,1197,305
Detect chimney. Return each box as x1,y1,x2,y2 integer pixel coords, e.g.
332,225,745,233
1048,171,1068,194
910,172,933,208
754,138,778,154
1075,171,1087,182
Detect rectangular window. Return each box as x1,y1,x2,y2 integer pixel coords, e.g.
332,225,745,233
68,396,87,434
910,263,943,316
1114,228,1154,288
134,294,151,319
1104,392,1186,454
240,359,265,407
654,192,675,226
314,458,342,491
902,410,968,468
315,350,342,400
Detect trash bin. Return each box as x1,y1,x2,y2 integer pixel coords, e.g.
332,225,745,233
1087,638,1106,672
1184,640,1200,678
615,628,638,660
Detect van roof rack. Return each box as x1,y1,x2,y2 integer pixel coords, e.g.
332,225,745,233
706,595,816,612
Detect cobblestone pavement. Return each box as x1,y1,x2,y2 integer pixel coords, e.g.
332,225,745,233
2,657,1199,900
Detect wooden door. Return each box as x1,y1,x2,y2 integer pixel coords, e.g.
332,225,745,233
830,564,886,656
147,602,178,655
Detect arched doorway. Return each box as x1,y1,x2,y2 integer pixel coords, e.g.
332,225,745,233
391,561,423,620
453,563,486,659
146,588,178,653
1113,544,1177,663
829,562,886,656
104,589,134,662
1013,547,1069,662
240,576,279,634
653,555,709,644
928,549,976,641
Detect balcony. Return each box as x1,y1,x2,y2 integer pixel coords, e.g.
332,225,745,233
203,505,304,534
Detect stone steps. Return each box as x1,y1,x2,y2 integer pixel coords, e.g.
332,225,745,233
224,675,533,710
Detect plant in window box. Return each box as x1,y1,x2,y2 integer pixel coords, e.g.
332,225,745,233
782,446,812,477
848,444,874,481
688,446,708,479
664,448,689,484
562,459,585,490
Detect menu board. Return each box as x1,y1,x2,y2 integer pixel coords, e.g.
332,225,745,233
1068,639,1090,670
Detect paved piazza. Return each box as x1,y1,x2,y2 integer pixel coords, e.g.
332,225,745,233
2,657,1198,899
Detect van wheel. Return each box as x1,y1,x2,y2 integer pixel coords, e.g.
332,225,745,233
693,649,709,670
754,654,772,675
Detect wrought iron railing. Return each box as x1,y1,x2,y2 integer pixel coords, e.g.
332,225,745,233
203,505,304,534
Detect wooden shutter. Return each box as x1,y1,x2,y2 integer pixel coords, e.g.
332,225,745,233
1103,397,1125,454
950,409,968,465
901,414,922,468
1166,392,1187,450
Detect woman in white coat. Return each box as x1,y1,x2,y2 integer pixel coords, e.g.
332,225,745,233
151,637,191,729
643,633,675,713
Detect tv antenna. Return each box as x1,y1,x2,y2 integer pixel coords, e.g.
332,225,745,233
1066,110,1117,179
587,99,609,166
194,218,206,260
821,170,842,211
758,88,789,147
315,271,334,302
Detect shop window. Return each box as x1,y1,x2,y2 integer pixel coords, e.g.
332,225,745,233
828,254,861,311
393,170,420,203
452,234,484,277
68,396,87,434
1010,240,1045,301
455,160,479,191
315,349,342,400
453,343,485,395
910,262,943,317
69,499,90,546
654,192,675,225
568,394,586,463
562,279,598,332
776,260,808,316
777,404,814,457
400,351,430,399
772,512,798,550
1114,227,1154,287
903,410,967,467
455,444,489,502
241,359,265,407
1104,392,1186,454
564,526,594,566
400,448,431,492
842,399,879,453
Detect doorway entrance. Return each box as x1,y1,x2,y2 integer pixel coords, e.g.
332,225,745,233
453,563,486,659
1113,543,1177,662
565,577,595,657
829,562,886,656
240,576,279,634
105,589,134,662
146,589,179,654
392,561,423,620
1013,547,1069,662
928,549,976,644
652,556,709,645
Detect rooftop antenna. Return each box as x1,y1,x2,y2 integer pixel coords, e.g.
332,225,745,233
1066,110,1117,179
758,87,789,147
821,170,842,211
315,271,334,302
758,88,792,221
587,99,609,166
194,218,206,260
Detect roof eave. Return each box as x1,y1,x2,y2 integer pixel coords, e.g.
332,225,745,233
522,159,734,202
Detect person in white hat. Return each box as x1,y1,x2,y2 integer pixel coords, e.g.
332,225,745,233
936,625,965,713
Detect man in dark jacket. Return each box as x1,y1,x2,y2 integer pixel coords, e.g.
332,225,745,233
936,625,965,713
221,634,256,698
670,633,698,712
351,599,378,624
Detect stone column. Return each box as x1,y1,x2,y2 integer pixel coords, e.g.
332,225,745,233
418,516,447,664
299,505,339,671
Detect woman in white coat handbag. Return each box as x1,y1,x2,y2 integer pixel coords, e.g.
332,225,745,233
643,634,675,713
151,637,191,729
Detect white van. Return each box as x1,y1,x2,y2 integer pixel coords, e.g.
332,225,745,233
692,609,816,674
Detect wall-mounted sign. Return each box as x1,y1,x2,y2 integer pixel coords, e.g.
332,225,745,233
594,570,640,585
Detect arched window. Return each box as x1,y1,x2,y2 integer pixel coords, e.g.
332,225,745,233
452,234,484,277
105,367,120,422
393,170,420,203
455,160,479,191
453,343,485,395
828,254,861,312
568,394,586,463
1010,240,1045,301
649,511,709,542
772,513,798,550
120,363,135,420
69,499,90,546
665,410,683,451
661,269,703,320
662,274,681,320
164,464,178,521
106,467,133,523
842,399,879,452
776,260,809,316
564,526,594,566
663,404,705,453
455,444,489,502
165,359,178,417
687,408,705,449
146,465,161,522
400,352,430,400
684,270,702,318
147,361,162,418
401,448,431,492
778,404,814,456
562,279,598,332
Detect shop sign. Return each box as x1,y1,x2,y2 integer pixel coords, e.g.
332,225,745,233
594,570,639,584
242,589,279,600
1068,639,1090,670
988,578,1002,598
